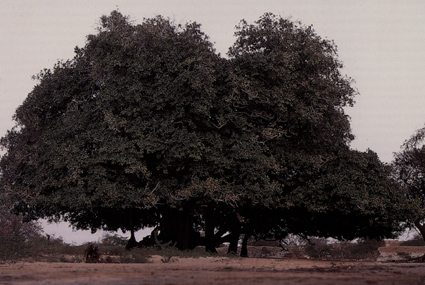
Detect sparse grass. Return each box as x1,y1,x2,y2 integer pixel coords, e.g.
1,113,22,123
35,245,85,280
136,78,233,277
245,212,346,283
0,233,226,263
2,233,423,263
292,238,385,260
0,234,88,263
116,248,150,263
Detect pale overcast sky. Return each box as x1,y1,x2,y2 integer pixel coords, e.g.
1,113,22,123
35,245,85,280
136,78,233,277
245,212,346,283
1,0,425,243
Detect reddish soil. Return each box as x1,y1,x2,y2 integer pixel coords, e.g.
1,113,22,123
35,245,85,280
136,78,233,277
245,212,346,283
1,256,425,284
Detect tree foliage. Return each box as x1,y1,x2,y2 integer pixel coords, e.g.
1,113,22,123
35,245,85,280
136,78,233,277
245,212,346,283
0,11,413,253
393,126,425,239
0,191,42,240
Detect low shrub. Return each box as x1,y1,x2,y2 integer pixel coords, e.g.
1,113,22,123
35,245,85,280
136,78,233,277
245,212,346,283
299,238,385,260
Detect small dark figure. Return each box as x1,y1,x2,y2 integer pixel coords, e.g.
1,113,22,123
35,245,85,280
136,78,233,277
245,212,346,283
83,244,100,263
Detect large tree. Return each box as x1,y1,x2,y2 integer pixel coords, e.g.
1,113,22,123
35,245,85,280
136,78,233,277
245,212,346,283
0,11,413,253
1,11,226,249
217,14,413,253
393,126,425,240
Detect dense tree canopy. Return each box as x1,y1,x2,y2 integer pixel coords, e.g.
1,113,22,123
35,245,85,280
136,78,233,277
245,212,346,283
0,11,414,253
393,127,425,240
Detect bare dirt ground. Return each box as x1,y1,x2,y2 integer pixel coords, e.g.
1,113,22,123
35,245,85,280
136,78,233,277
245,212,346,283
1,256,425,284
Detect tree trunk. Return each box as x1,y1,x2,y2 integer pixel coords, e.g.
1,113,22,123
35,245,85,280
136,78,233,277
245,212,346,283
205,215,218,253
158,209,201,250
227,231,240,254
240,233,249,257
176,212,193,250
158,211,179,245
152,226,162,249
414,219,425,241
125,216,138,250
227,212,242,254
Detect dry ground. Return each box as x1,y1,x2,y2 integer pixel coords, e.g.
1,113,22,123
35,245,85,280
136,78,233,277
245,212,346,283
1,256,425,284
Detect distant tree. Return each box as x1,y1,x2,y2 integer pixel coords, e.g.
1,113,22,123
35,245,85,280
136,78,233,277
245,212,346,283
0,11,413,254
393,126,425,240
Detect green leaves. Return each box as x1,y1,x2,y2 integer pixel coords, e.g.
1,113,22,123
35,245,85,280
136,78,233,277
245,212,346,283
393,126,425,221
228,13,356,153
0,11,407,243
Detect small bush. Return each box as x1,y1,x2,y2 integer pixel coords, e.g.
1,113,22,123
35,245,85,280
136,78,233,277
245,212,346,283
300,238,384,260
303,238,334,259
347,239,385,260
